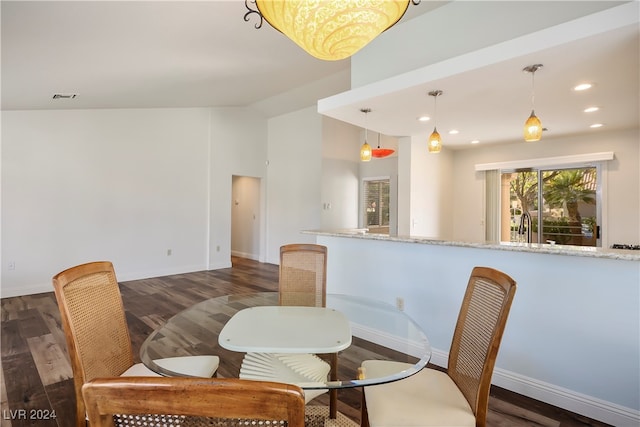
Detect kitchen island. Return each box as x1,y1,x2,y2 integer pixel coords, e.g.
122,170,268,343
304,229,640,427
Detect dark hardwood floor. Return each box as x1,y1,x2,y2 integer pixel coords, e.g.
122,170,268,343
1,257,611,427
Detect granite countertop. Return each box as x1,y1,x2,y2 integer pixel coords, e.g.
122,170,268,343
303,229,640,261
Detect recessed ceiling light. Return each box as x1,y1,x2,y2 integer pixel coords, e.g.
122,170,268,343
574,83,592,91
590,123,604,128
418,116,430,122
448,130,459,135
470,140,480,144
584,106,599,113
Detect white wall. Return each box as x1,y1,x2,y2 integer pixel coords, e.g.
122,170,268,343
320,116,360,230
397,135,454,238
208,108,267,268
1,108,211,296
321,159,359,230
265,106,323,264
0,107,270,296
451,129,640,245
318,234,640,426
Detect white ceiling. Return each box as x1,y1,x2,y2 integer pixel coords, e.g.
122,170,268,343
0,0,438,113
318,2,640,149
2,1,638,150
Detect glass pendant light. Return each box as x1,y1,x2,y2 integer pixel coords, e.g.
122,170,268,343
372,132,395,158
428,90,443,153
523,64,543,142
360,108,372,162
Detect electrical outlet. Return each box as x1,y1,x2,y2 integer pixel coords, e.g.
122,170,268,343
167,249,172,256
396,297,404,311
8,261,15,270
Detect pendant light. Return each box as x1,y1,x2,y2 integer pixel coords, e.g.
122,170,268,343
372,132,395,158
427,90,443,154
523,64,543,142
360,108,372,162
245,0,415,61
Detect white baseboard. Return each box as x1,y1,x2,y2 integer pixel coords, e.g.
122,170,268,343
117,264,208,282
1,263,210,298
207,260,232,270
230,250,259,261
356,329,640,427
1,283,51,298
491,368,640,427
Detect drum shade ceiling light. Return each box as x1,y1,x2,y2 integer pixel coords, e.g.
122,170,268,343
523,64,543,142
245,0,416,61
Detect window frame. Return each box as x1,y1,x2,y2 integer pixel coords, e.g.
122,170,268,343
478,153,610,247
362,176,391,234
500,164,602,246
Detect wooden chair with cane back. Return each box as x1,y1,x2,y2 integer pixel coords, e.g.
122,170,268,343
279,244,337,412
279,243,327,307
240,244,335,413
53,261,219,427
82,377,306,427
360,266,517,427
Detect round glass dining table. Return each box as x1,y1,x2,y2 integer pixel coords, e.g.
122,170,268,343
140,292,431,390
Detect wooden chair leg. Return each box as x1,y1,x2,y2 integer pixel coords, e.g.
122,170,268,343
318,352,338,419
360,388,370,427
329,352,338,419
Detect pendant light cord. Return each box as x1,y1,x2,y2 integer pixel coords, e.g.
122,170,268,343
361,108,371,143
523,64,542,111
428,90,443,129
365,111,369,143
433,95,438,128
531,70,536,110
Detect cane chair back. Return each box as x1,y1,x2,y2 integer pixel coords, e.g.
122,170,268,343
360,266,516,427
82,377,306,427
279,244,327,307
447,266,517,426
53,261,134,426
53,261,219,427
275,244,334,412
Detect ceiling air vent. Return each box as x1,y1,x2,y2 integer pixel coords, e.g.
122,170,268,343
52,93,78,99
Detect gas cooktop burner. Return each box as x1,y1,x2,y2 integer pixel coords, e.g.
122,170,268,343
611,244,640,250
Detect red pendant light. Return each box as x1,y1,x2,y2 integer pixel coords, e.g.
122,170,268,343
371,133,395,158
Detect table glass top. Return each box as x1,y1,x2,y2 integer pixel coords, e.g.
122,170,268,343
140,292,431,389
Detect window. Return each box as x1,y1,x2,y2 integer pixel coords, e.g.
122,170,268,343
363,178,390,234
501,166,599,246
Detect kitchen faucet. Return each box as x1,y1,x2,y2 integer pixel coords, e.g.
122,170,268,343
518,211,532,243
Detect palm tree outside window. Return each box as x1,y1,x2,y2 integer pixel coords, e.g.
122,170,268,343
502,167,599,246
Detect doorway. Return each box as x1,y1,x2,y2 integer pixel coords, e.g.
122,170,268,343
231,175,261,260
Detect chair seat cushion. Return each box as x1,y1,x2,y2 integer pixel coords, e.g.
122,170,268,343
362,360,475,427
122,356,219,378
